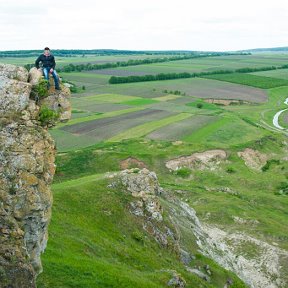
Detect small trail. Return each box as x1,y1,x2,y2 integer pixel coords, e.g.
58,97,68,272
272,97,288,130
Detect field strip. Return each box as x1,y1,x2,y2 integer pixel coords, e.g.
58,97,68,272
152,95,182,101
78,93,141,102
54,107,145,128
182,116,231,142
52,173,106,190
107,113,192,142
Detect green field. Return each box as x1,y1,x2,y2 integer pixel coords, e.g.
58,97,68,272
251,68,288,80
201,73,288,89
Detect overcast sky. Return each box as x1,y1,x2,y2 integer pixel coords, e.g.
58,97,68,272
0,0,287,51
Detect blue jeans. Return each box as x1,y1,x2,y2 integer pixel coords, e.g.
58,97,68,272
43,67,60,89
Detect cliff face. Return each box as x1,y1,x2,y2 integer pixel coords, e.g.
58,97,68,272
0,64,70,287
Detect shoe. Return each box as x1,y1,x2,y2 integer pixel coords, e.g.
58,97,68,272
55,87,61,91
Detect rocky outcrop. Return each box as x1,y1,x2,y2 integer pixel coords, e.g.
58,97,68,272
166,150,227,171
237,148,268,171
0,63,71,287
28,67,71,123
117,169,177,247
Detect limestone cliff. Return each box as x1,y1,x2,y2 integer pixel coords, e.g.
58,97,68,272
0,64,70,287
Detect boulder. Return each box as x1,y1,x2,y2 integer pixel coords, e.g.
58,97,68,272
28,67,71,123
166,150,227,171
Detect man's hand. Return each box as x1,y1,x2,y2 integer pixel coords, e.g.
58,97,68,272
49,68,54,73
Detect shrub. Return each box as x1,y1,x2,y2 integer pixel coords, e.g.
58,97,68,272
38,106,59,126
261,159,280,172
196,103,203,109
174,167,192,178
69,85,78,93
276,182,288,195
226,167,236,174
131,231,144,243
32,79,48,99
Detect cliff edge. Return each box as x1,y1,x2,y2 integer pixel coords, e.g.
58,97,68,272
0,63,70,287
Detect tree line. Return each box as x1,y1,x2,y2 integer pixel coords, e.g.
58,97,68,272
108,64,288,84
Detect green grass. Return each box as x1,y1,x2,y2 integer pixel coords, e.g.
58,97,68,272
52,137,288,251
202,73,288,89
153,95,182,101
278,109,288,128
107,113,192,142
37,174,245,288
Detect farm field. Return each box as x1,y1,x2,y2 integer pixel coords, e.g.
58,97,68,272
87,54,288,76
62,72,268,101
201,73,288,89
250,68,288,80
49,52,288,152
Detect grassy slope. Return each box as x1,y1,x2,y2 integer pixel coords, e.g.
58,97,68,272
37,175,246,288
52,137,288,250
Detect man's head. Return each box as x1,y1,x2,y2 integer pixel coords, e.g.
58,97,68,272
44,47,50,56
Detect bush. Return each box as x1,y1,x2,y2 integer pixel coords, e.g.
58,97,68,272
32,79,48,99
38,106,59,126
69,85,78,93
174,167,191,178
261,159,280,172
276,182,288,195
196,103,203,109
131,231,144,243
226,167,236,174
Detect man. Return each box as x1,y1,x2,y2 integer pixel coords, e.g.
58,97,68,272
35,47,61,90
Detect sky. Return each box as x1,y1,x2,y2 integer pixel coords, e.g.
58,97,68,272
0,0,287,52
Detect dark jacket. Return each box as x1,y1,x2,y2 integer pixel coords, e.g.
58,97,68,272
35,54,56,69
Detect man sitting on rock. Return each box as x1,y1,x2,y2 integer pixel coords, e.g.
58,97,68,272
35,47,61,90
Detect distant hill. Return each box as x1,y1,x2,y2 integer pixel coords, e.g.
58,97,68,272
239,46,288,53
